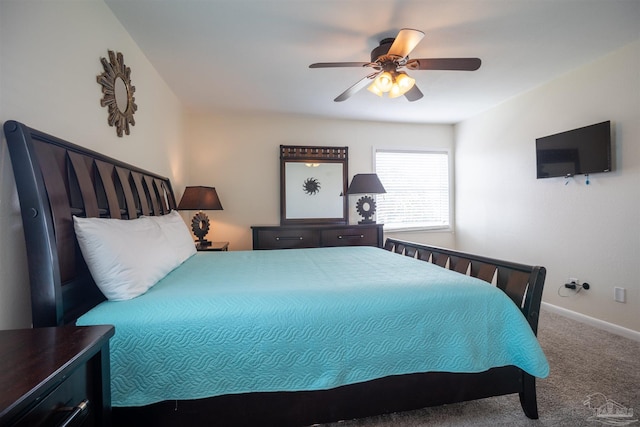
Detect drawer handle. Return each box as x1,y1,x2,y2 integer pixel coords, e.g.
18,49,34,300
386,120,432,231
275,236,303,241
56,399,89,427
338,234,365,239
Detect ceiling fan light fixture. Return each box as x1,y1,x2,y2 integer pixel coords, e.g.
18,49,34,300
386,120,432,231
388,83,403,98
396,72,415,91
374,71,394,92
386,73,415,98
367,83,384,97
309,28,481,102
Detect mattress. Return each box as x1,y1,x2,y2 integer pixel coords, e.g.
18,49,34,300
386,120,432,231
77,246,549,407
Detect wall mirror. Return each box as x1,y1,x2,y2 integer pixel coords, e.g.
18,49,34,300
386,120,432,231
97,50,137,137
280,145,348,225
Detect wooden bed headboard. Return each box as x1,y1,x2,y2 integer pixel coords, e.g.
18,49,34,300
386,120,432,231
4,120,177,327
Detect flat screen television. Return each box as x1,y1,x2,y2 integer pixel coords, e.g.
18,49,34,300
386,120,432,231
536,121,612,179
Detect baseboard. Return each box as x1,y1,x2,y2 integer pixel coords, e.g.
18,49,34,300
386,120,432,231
541,302,640,342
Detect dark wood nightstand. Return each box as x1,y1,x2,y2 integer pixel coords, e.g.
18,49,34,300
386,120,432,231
196,241,229,251
0,325,114,427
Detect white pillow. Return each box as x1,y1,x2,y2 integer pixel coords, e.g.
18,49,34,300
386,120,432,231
73,216,181,301
145,211,196,263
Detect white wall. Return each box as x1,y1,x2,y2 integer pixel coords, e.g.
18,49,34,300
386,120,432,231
455,41,640,332
185,112,455,251
0,0,186,329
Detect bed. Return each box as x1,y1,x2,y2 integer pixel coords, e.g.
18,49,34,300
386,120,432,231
4,120,548,427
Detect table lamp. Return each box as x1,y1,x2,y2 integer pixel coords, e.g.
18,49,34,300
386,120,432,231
177,186,223,247
346,173,386,224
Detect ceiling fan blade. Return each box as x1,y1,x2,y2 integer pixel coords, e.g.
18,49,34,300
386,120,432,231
388,28,425,58
334,72,379,102
309,62,370,68
404,84,423,102
406,58,481,71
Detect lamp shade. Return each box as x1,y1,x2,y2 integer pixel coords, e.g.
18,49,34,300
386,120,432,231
177,186,223,211
346,174,386,195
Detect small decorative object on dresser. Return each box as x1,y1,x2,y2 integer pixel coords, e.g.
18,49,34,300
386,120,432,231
177,186,223,248
0,325,114,427
252,224,383,250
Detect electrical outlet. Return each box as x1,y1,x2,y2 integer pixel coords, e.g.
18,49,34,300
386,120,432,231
614,287,626,303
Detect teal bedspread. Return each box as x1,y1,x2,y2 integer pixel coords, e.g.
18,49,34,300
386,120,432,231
77,246,549,407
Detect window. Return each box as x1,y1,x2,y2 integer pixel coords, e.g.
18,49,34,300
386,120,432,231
375,149,451,231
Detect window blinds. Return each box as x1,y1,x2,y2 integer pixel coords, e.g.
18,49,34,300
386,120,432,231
375,150,450,230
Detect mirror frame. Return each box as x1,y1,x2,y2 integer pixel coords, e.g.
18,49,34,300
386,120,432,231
280,145,348,225
97,50,137,137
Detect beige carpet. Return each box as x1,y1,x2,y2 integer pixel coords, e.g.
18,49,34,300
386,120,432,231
321,308,640,426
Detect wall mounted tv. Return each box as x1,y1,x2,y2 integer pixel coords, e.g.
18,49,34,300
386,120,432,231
536,121,612,179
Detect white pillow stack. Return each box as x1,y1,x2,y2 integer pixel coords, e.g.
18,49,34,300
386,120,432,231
73,211,196,301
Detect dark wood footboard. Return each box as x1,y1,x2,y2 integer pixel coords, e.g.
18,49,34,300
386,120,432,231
382,238,547,421
383,238,546,335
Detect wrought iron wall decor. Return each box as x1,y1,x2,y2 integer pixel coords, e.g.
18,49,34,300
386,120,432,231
97,50,137,137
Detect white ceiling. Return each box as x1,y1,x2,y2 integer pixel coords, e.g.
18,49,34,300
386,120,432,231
105,0,639,124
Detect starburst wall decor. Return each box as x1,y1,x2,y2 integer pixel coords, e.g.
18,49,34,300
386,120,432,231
97,50,137,137
302,177,321,195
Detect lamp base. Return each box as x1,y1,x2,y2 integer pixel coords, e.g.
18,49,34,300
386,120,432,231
355,195,376,225
358,219,376,225
191,212,211,246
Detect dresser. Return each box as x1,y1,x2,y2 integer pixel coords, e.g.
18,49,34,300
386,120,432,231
251,224,383,250
0,325,114,427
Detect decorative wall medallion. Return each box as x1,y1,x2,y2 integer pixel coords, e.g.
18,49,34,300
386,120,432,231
97,50,137,137
302,177,321,195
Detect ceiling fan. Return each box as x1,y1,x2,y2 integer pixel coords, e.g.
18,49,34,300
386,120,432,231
309,28,481,102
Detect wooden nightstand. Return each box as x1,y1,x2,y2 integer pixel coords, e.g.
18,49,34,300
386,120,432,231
0,325,114,427
196,241,229,251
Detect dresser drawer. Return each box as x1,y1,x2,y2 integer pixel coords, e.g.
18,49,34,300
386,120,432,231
252,224,382,250
321,226,379,247
254,228,321,249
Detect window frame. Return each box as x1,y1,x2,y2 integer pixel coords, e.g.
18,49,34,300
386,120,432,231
373,147,454,233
